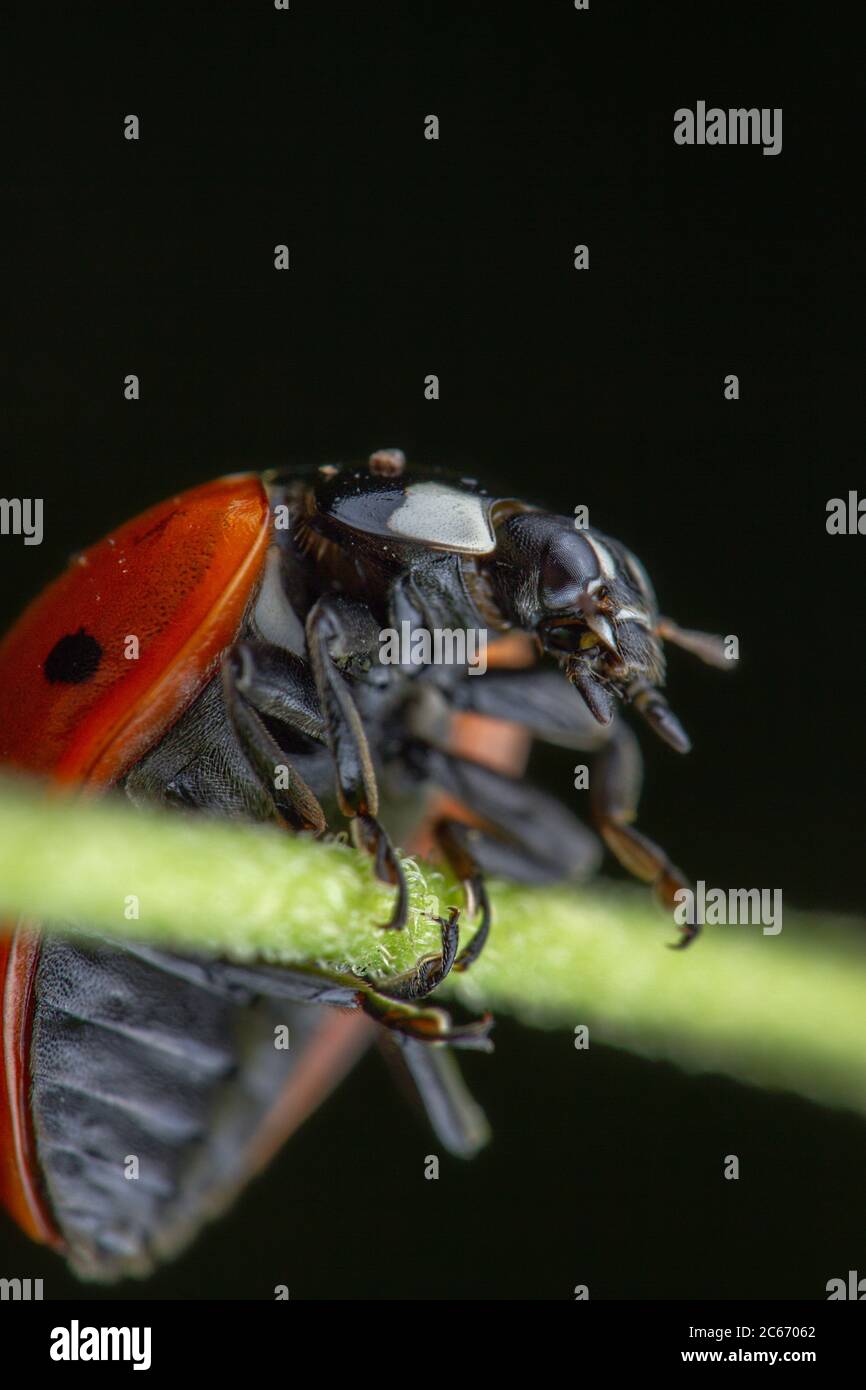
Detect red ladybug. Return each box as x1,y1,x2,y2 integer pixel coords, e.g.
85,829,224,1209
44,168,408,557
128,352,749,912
0,452,724,1279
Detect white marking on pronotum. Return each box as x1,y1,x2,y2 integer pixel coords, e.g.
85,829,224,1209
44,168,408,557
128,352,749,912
623,549,655,604
387,483,496,554
584,535,617,580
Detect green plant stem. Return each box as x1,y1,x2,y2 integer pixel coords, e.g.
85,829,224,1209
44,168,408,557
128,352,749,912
0,773,864,1120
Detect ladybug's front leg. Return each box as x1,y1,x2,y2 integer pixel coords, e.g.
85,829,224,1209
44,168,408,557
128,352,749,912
590,718,698,948
452,668,698,946
305,596,408,929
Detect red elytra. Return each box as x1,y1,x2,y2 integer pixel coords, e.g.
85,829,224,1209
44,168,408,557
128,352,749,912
0,474,272,1246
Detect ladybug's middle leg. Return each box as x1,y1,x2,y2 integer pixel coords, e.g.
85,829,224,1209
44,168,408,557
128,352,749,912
430,820,492,971
305,596,408,929
226,634,463,987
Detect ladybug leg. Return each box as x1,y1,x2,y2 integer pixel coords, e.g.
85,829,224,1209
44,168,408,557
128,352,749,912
225,946,492,1050
447,668,698,947
370,906,461,999
251,969,493,1160
427,790,599,970
349,814,408,930
358,988,493,1049
430,820,492,972
304,598,380,816
417,742,604,884
449,665,610,748
221,649,327,834
362,994,493,1159
379,1034,491,1158
227,641,325,741
590,719,698,948
305,597,408,930
402,742,603,970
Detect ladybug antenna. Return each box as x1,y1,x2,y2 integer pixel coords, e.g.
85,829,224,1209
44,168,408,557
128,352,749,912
656,616,730,669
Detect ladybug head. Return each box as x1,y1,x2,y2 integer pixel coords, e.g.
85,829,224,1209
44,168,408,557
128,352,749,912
489,512,728,752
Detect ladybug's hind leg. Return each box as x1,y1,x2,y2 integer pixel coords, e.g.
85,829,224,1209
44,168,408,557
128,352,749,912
380,1034,491,1158
225,930,492,1053
359,985,493,1050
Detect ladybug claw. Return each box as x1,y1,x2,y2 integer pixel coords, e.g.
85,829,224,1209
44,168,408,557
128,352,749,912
453,878,492,973
668,921,701,950
353,814,409,930
359,991,493,1052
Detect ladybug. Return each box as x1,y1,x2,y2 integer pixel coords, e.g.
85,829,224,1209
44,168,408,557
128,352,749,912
0,448,727,1280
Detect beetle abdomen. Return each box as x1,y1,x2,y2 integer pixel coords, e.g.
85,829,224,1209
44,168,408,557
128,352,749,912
29,934,328,1280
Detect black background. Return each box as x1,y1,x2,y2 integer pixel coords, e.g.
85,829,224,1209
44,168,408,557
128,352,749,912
2,2,863,1299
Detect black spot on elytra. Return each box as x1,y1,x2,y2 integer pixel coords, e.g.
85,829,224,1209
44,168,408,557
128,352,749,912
44,628,103,684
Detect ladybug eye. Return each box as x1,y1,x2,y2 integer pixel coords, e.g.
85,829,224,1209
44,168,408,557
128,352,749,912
541,554,575,598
